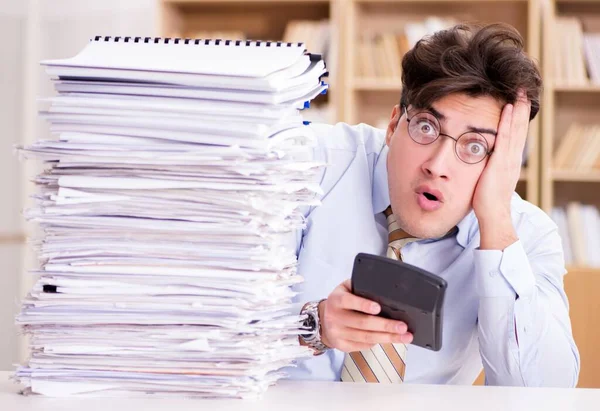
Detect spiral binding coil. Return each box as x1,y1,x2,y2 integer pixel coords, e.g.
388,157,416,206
92,36,303,48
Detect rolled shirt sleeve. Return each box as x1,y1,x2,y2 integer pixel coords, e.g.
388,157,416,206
474,227,580,387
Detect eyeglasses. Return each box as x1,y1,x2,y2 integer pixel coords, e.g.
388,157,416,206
402,106,493,165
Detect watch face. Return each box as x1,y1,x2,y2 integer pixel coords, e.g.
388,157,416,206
301,313,317,340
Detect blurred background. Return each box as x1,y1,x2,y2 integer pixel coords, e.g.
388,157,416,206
1,0,599,388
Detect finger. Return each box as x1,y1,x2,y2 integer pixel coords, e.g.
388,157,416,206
515,88,528,104
336,287,380,315
340,327,408,345
510,90,531,153
511,90,530,131
337,340,376,353
350,329,413,345
338,310,408,334
401,332,414,344
493,103,514,153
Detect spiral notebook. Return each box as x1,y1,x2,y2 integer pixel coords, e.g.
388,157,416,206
42,36,328,92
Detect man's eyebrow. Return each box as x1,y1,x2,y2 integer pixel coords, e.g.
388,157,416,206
427,105,498,137
426,105,446,121
466,126,497,137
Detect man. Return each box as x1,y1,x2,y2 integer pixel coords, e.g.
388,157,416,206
288,23,580,386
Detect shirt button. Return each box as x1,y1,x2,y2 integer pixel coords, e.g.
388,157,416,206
489,270,498,277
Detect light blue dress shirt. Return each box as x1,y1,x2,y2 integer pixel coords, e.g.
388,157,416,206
285,122,580,387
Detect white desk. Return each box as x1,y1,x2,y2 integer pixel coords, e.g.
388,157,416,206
1,372,599,411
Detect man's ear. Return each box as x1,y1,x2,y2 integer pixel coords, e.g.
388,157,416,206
386,104,402,146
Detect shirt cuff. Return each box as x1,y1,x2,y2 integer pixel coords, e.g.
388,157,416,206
474,240,536,299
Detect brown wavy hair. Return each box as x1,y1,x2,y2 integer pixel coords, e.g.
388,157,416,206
400,23,542,121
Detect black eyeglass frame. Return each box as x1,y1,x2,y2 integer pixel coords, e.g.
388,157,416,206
401,105,494,165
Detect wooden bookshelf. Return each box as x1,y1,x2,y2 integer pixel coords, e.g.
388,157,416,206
159,0,333,38
540,0,600,266
565,265,600,388
553,170,600,182
541,1,600,389
541,0,600,213
554,84,600,92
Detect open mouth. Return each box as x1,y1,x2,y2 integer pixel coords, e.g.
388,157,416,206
423,192,439,202
416,186,444,211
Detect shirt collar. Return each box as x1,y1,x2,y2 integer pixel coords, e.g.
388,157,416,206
372,142,475,249
455,209,477,248
372,144,391,215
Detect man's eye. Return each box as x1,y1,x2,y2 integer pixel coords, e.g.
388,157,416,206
417,120,437,135
466,142,486,155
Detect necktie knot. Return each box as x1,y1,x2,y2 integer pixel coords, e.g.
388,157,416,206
383,206,419,261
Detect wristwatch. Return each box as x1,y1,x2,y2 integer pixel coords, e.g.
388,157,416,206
299,299,329,355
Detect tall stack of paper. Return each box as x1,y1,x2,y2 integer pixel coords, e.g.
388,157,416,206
14,37,328,398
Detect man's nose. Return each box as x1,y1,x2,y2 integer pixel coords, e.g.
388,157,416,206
420,136,455,180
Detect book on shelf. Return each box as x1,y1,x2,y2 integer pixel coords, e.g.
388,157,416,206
183,30,247,41
553,17,600,87
355,16,455,82
552,203,600,269
583,34,600,85
283,19,331,59
553,123,600,171
404,17,458,49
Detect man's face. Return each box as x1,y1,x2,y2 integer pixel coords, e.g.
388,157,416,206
385,93,503,238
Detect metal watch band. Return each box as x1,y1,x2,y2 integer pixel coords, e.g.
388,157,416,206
300,299,329,355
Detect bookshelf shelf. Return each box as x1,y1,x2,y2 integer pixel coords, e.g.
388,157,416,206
552,170,600,182
554,84,600,92
354,0,529,3
564,265,600,388
159,1,333,40
557,0,600,4
567,266,600,273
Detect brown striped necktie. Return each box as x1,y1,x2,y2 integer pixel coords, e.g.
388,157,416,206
340,206,418,383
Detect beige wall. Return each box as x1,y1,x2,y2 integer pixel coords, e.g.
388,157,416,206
0,0,156,371
0,0,26,372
